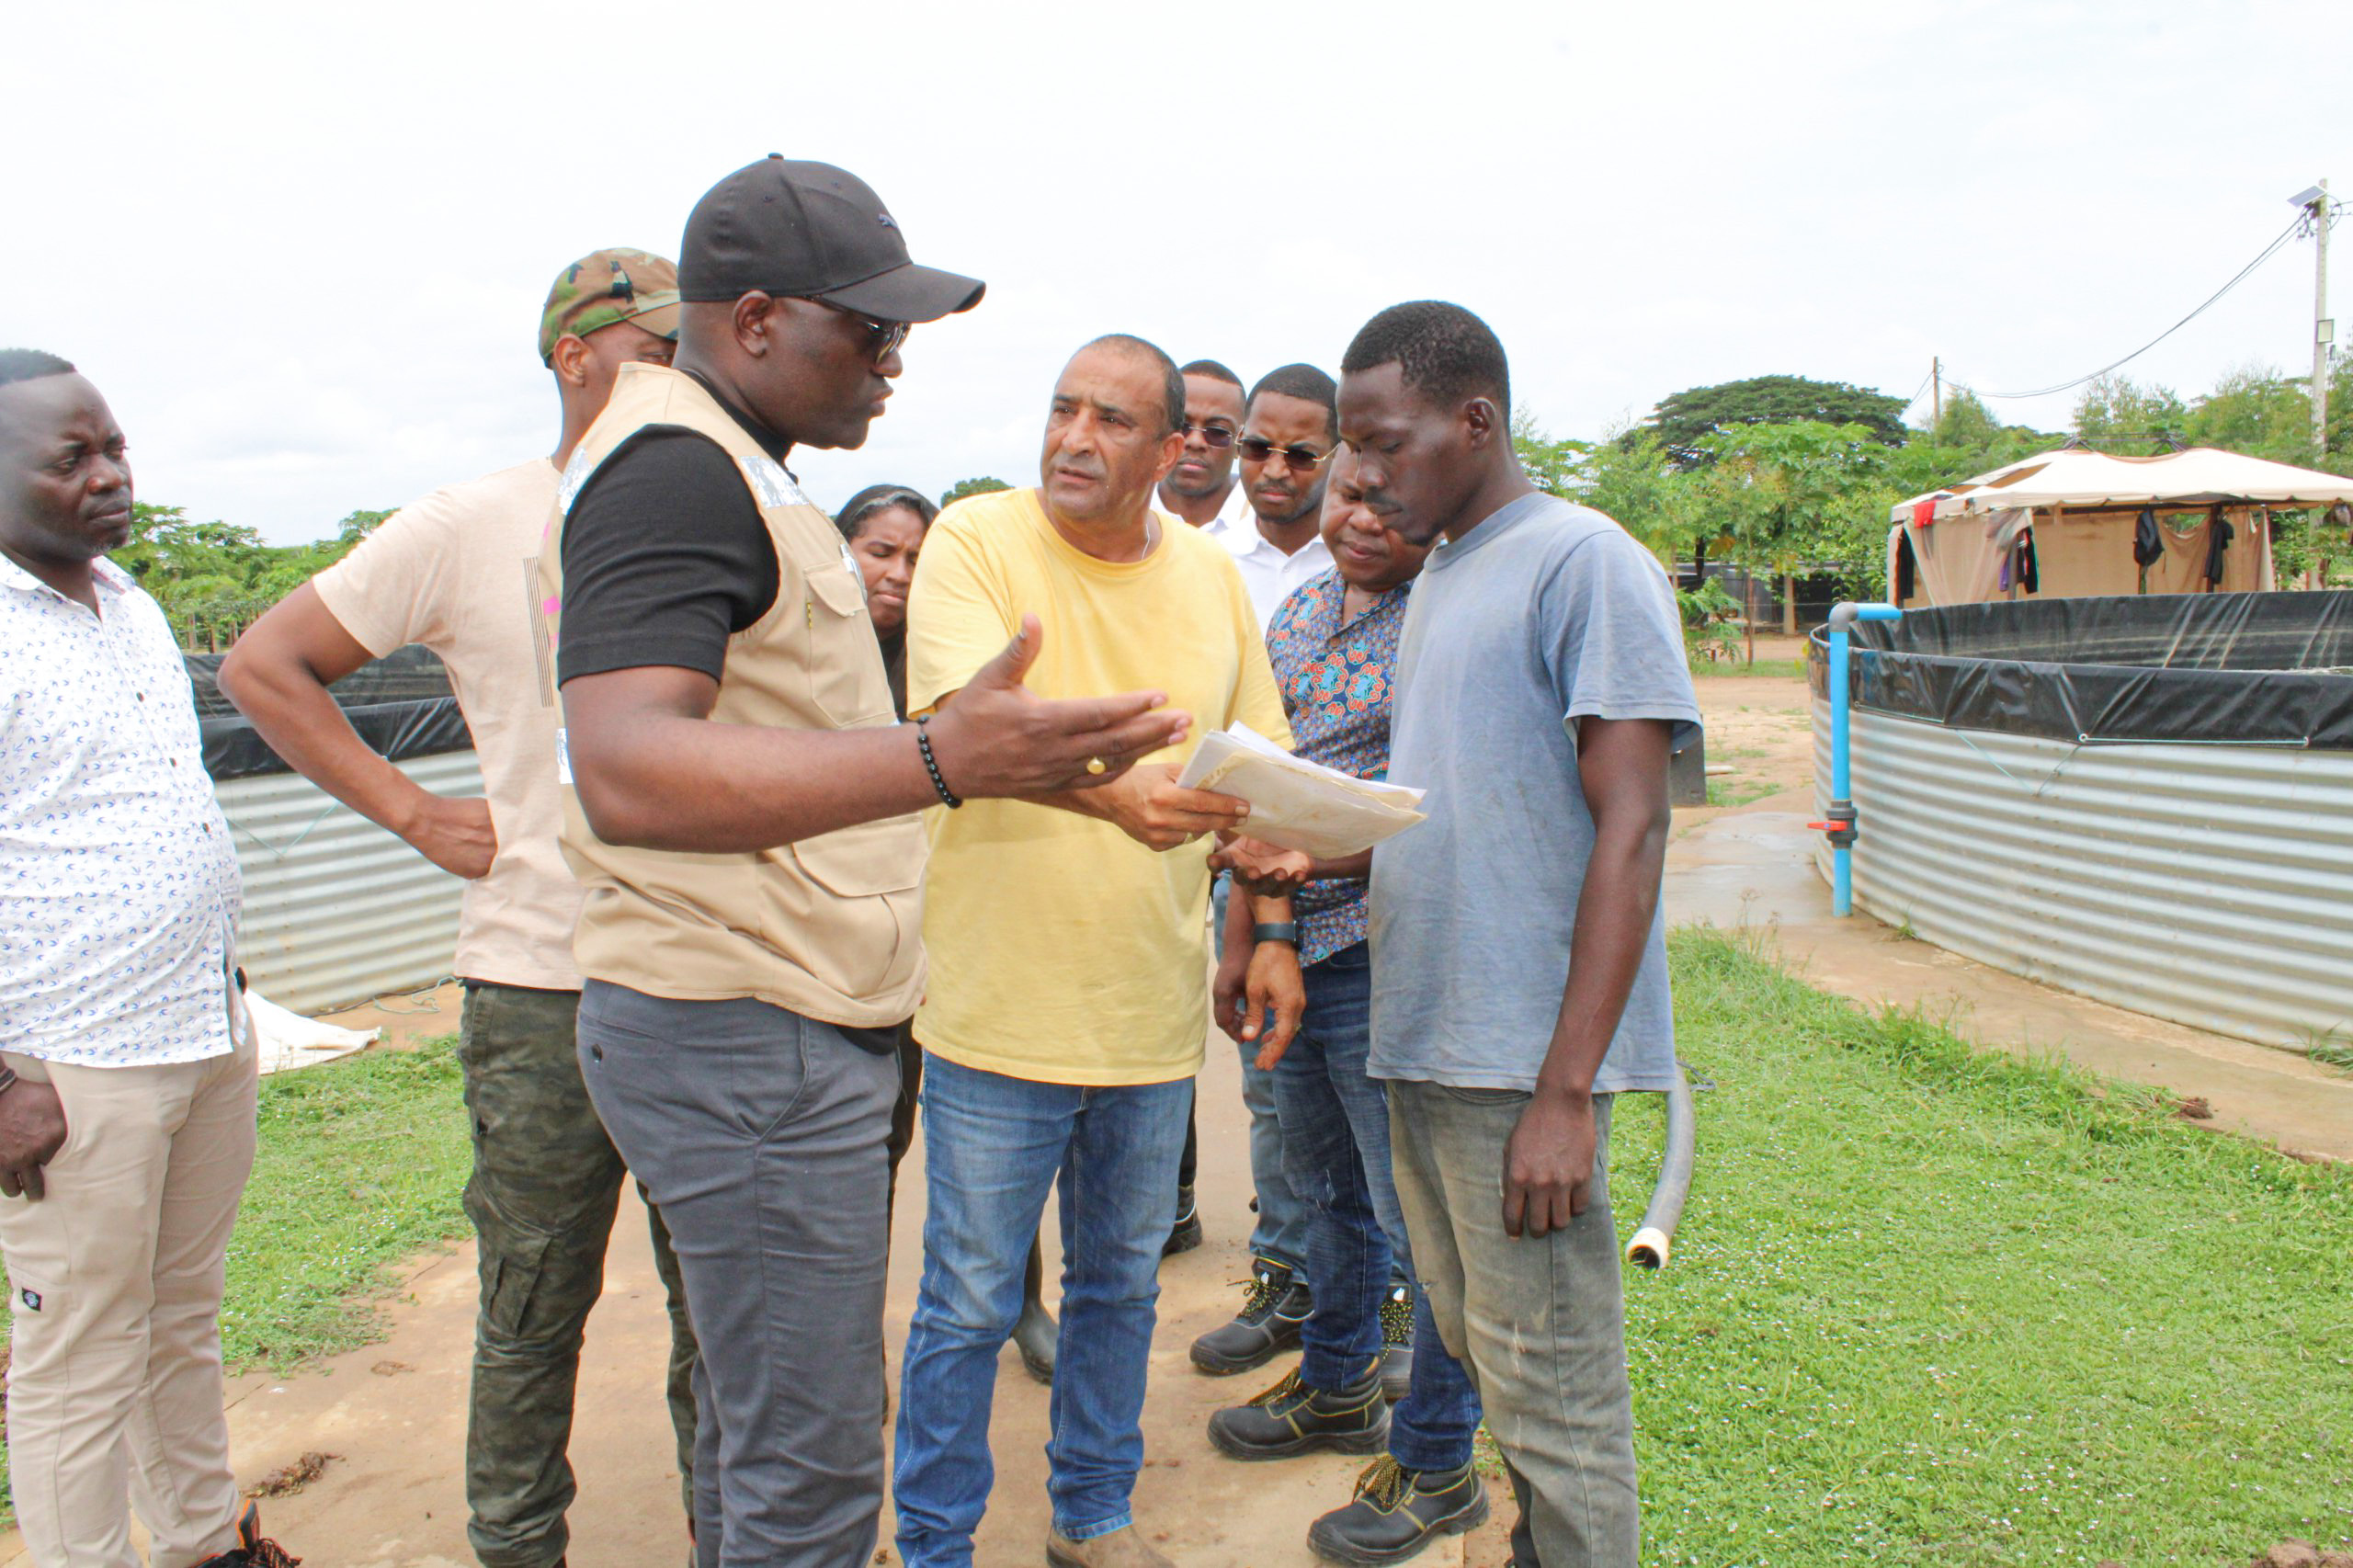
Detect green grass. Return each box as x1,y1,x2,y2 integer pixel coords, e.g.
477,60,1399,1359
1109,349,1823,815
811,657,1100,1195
1704,775,1785,808
1611,929,2353,1565
10,947,2351,1562
1692,654,1809,678
1,1037,472,1523
2293,1027,2353,1074
222,1035,474,1369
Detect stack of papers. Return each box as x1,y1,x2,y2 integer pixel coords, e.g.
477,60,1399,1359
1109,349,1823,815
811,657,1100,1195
1174,724,1427,858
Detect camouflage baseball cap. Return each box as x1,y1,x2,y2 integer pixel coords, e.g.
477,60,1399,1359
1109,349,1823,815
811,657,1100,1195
538,248,683,363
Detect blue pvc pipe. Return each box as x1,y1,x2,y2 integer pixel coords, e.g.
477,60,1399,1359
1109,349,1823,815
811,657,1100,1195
1824,601,1903,915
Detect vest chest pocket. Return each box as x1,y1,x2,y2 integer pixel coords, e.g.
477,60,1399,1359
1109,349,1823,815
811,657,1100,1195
799,557,893,727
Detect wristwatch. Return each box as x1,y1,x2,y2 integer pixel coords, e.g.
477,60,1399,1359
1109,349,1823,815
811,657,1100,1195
1252,922,1299,948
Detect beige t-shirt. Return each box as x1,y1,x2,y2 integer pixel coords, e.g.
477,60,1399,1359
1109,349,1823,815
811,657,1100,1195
313,459,580,991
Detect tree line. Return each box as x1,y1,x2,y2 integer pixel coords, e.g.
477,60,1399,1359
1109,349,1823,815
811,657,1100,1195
1515,357,2353,643
123,356,2350,653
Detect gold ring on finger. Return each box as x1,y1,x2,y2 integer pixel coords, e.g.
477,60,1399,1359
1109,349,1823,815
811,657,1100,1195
1086,756,1108,775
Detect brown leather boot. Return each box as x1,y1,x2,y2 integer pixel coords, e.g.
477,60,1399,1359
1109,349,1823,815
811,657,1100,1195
1044,1523,1176,1567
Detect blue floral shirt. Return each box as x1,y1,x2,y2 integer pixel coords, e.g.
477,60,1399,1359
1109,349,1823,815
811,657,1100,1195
1263,568,1411,966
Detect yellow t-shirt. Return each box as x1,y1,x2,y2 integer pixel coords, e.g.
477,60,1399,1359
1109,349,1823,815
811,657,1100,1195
906,487,1293,1085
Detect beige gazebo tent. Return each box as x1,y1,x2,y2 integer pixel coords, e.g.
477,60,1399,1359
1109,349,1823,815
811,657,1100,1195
1887,446,2353,608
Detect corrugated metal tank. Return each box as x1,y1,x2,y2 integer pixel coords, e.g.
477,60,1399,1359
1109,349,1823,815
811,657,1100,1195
219,750,480,1013
1812,699,2353,1051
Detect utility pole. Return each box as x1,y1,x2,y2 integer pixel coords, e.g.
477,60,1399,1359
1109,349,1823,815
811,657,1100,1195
2313,181,2333,461
1932,356,1942,434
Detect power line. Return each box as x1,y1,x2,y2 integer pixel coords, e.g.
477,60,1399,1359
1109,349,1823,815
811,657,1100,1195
1965,215,2307,402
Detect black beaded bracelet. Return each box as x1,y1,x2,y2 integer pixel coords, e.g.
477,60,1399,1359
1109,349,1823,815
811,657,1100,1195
915,715,963,809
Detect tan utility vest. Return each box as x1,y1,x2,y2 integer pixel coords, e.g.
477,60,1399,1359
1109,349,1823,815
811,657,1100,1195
535,363,926,1027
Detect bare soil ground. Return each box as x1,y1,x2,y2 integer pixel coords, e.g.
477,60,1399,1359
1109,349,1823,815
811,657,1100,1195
8,649,2342,1565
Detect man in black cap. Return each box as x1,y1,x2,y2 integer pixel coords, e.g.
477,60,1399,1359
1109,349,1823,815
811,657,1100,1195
544,158,1190,1567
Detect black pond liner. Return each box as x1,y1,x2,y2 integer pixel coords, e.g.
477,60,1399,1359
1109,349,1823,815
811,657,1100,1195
185,643,473,780
1805,590,2353,752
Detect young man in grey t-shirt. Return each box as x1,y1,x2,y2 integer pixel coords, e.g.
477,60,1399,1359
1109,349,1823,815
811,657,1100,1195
1336,301,1699,1568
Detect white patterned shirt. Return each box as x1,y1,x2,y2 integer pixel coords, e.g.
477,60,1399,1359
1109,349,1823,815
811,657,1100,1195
0,553,243,1067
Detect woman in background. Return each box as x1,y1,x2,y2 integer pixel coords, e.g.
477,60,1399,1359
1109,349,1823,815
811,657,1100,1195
835,485,1058,1381
835,484,935,715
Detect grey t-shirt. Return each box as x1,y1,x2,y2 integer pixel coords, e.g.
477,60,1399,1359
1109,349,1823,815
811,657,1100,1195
1368,493,1701,1093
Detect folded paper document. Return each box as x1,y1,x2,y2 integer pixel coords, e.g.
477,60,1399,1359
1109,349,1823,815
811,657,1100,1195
1174,724,1427,859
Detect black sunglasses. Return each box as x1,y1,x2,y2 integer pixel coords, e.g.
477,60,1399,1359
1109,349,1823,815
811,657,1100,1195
1236,435,1338,470
799,297,912,365
1179,420,1237,449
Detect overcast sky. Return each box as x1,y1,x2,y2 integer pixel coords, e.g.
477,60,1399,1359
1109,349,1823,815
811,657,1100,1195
10,0,2346,543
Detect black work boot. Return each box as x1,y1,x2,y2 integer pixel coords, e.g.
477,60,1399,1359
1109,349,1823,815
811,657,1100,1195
1163,1184,1203,1256
1206,1362,1389,1460
195,1503,302,1567
1377,1282,1415,1403
1306,1456,1490,1566
1014,1233,1056,1383
1189,1257,1313,1374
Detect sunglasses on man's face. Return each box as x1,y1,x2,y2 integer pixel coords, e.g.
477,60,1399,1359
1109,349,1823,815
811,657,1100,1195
801,297,912,365
1236,435,1338,470
1179,420,1237,449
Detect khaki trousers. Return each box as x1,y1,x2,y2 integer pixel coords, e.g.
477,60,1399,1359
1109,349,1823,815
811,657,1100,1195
1,1028,258,1568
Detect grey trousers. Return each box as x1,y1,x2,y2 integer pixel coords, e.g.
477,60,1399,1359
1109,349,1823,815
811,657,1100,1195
577,981,901,1568
1387,1083,1638,1568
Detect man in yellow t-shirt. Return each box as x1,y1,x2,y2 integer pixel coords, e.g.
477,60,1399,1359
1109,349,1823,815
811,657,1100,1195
895,335,1293,1568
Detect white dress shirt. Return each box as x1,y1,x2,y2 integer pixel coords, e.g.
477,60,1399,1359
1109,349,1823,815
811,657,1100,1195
0,554,242,1066
1206,502,1336,632
1158,478,1334,629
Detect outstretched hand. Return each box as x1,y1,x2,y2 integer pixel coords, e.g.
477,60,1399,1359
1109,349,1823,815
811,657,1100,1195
1210,834,1315,898
926,616,1192,798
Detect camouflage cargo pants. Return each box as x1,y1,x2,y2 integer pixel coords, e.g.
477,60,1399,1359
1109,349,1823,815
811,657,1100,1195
459,981,700,1568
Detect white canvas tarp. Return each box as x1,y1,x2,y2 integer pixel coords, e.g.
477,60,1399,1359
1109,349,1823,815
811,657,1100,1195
1890,504,2276,608
1885,445,2345,608
1894,445,2353,522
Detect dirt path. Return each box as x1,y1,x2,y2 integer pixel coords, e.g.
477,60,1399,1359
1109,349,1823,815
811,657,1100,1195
1,1028,1496,1567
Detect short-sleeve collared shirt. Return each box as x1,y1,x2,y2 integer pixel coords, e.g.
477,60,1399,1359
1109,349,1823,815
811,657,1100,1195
1264,567,1410,967
0,554,242,1066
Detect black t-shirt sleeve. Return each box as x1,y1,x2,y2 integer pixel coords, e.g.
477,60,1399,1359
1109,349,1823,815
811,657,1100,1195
554,427,782,686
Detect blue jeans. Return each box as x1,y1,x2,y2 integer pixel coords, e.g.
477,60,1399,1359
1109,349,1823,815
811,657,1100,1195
1275,943,1481,1472
892,1052,1192,1565
1222,875,1311,1273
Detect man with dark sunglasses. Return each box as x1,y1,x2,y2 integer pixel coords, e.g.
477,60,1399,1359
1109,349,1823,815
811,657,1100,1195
1186,361,1339,1383
1154,359,1251,535
1216,363,1340,631
221,249,700,1568
544,158,1188,1566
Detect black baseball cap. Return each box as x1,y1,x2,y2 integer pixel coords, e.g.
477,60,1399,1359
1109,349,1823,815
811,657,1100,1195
678,155,985,324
